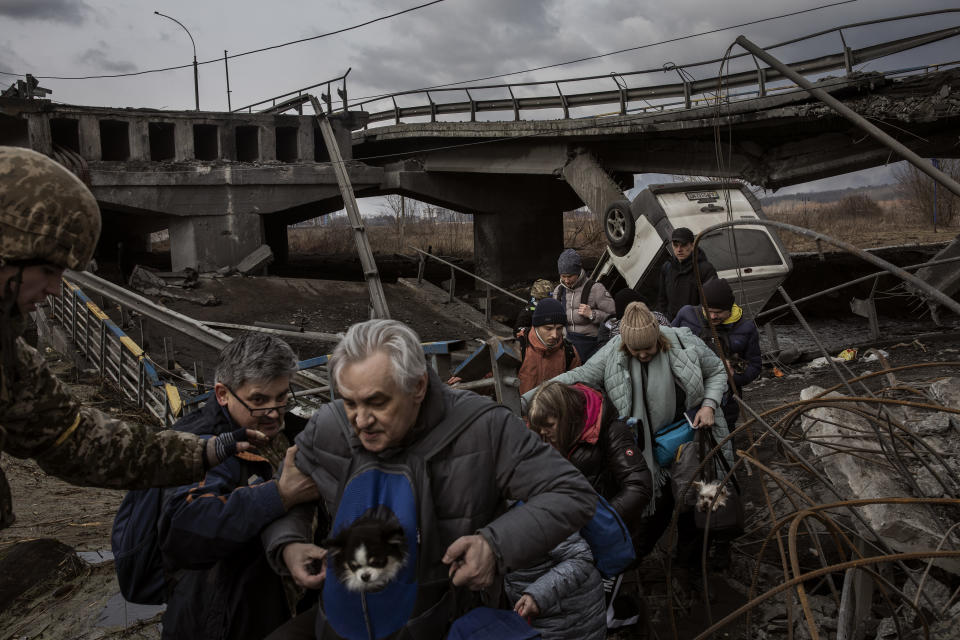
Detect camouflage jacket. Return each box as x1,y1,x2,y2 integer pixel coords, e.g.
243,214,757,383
0,330,207,530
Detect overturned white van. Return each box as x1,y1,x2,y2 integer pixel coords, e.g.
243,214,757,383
595,181,793,318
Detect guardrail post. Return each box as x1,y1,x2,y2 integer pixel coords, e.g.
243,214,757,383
164,337,175,372
417,253,426,284
137,358,146,408
507,86,520,121
448,266,455,303
99,324,107,377
194,361,205,392
555,82,569,119
485,284,492,323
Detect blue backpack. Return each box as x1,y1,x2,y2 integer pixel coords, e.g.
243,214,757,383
446,607,541,640
580,494,635,578
111,487,165,605
321,397,497,640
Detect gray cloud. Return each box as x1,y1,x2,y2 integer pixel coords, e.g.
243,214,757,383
0,40,32,75
0,0,92,24
78,43,137,73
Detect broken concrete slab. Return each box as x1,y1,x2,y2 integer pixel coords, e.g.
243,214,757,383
128,265,221,306
800,386,960,575
235,244,274,276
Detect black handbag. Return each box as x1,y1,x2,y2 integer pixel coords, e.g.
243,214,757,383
671,428,744,534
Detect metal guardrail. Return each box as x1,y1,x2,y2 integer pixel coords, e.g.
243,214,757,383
343,11,959,127
410,247,526,324
48,280,185,427
233,68,351,114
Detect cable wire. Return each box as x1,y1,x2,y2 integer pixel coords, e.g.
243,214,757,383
0,0,450,80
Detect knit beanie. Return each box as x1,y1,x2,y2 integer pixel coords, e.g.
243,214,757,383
532,298,566,327
671,227,695,244
557,248,582,276
619,302,660,350
701,278,735,310
613,288,645,320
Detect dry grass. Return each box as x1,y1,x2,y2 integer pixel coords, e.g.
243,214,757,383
288,217,473,257
764,196,956,253
288,211,610,259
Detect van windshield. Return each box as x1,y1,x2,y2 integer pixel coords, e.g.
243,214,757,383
699,228,784,271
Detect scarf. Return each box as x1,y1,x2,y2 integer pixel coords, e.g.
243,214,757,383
573,384,604,446
630,351,676,516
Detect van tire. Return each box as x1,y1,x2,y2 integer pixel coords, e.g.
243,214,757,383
604,200,635,255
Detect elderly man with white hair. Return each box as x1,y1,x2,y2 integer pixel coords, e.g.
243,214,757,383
263,319,596,640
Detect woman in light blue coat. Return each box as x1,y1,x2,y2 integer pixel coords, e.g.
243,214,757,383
523,301,731,557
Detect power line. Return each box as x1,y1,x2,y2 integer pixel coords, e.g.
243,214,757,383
0,0,450,80
345,0,860,106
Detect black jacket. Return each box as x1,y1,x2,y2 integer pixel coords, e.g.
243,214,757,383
656,248,718,321
566,386,652,540
159,399,291,640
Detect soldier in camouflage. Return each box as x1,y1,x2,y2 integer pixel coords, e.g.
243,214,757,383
0,146,265,530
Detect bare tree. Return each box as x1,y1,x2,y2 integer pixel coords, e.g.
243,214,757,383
893,159,960,228
380,194,423,251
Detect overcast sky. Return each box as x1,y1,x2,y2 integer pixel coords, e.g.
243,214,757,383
2,0,957,197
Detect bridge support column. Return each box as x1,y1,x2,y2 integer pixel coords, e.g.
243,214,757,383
169,213,263,272
473,209,563,286
263,217,289,265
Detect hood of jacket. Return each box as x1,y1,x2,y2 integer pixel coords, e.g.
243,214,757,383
560,269,587,291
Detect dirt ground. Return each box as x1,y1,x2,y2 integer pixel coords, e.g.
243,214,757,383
2,311,958,638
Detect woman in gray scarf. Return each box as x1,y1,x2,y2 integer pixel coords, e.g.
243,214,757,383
522,301,729,558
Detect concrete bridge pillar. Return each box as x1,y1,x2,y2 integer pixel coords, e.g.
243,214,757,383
263,217,289,265
473,209,563,286
169,213,263,272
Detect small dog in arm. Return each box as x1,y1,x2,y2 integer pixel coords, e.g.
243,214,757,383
323,512,408,592
693,480,730,513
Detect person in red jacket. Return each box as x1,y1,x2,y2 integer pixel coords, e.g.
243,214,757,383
526,380,652,630
517,298,582,395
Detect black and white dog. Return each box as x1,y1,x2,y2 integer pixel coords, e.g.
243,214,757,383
323,513,408,592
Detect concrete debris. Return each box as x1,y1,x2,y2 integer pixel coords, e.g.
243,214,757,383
128,265,221,306
903,573,953,623
800,386,960,575
929,377,960,410
235,244,274,276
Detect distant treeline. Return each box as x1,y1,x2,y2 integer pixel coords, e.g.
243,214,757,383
760,184,900,206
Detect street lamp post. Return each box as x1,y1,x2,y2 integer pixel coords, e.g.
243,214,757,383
154,11,199,111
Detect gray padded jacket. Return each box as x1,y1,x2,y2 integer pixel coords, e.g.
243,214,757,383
504,532,606,640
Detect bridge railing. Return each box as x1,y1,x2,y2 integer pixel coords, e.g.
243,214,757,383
233,68,352,114
47,280,186,427
344,11,960,127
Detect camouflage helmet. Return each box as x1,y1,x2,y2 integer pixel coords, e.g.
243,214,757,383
529,278,554,300
0,146,101,270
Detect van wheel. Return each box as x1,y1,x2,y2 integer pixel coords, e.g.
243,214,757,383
604,200,635,255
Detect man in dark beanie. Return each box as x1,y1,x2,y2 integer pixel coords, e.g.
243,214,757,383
553,248,614,362
517,298,582,394
656,227,718,322
672,277,761,429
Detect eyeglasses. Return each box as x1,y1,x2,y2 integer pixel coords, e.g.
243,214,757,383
225,386,297,417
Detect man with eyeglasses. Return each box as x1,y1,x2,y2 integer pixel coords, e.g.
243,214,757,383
656,227,718,322
158,333,320,640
